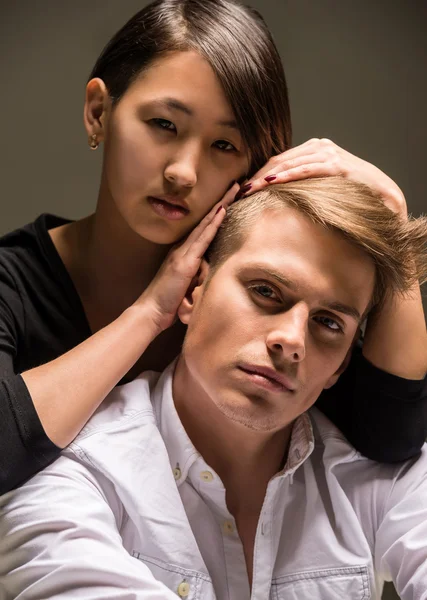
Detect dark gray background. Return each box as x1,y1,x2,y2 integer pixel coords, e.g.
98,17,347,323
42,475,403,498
1,3,426,597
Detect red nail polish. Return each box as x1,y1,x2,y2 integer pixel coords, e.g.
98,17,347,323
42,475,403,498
264,175,277,182
240,183,252,193
215,205,224,215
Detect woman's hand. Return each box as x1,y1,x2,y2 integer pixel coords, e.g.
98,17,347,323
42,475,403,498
138,183,240,333
240,138,408,218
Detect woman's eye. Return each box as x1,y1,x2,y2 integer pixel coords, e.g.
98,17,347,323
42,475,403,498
214,140,236,152
251,284,279,301
152,118,176,131
315,315,342,332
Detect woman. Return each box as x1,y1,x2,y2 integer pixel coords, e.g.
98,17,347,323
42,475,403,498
0,0,425,494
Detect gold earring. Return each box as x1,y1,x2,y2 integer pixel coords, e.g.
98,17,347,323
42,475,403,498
89,134,99,150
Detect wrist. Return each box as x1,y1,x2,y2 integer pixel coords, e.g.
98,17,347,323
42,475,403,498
123,301,164,339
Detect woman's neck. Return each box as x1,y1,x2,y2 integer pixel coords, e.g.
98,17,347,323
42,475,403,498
91,198,170,294
50,199,170,332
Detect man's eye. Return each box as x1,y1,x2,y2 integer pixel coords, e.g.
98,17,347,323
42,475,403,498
152,118,176,131
214,140,236,152
315,315,342,332
251,284,278,300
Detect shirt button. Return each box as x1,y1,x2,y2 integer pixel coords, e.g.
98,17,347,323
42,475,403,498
177,580,190,597
173,465,182,481
222,520,235,535
200,470,214,482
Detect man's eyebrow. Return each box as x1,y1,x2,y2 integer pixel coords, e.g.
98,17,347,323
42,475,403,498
253,266,300,293
146,97,239,130
321,301,362,324
244,264,362,324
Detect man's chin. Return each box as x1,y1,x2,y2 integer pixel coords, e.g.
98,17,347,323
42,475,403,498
213,390,289,433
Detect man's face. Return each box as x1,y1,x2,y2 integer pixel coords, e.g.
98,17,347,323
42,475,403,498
178,206,375,433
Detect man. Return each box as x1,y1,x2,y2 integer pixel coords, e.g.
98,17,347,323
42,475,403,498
1,177,427,600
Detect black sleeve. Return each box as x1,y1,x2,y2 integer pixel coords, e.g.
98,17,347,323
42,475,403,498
0,263,60,495
317,345,427,463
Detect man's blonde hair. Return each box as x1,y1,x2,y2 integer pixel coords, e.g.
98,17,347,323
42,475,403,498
206,177,427,309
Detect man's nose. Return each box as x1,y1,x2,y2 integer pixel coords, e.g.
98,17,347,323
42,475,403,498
164,143,199,188
266,303,308,363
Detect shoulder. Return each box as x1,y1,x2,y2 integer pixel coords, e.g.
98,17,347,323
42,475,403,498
310,405,427,465
309,405,427,515
309,406,427,543
310,405,427,478
75,370,162,441
0,213,67,260
309,406,357,453
0,373,163,523
0,215,73,349
63,371,173,505
0,214,67,289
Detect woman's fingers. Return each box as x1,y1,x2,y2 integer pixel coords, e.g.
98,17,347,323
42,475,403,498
250,152,341,192
238,139,349,196
242,138,332,186
221,181,241,207
178,184,241,270
243,157,344,194
143,192,231,331
182,202,226,260
237,137,407,219
180,182,239,249
264,161,342,184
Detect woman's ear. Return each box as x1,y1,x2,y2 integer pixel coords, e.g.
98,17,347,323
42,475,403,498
178,260,210,325
83,78,111,143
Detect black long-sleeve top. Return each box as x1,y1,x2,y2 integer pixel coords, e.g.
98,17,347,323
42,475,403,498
1,214,426,494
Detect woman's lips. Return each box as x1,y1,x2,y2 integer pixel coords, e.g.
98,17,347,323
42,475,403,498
147,197,190,221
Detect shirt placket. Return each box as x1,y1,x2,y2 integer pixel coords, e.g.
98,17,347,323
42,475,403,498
250,478,283,600
189,459,251,600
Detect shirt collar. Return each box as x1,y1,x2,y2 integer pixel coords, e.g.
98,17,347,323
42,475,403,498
279,411,315,476
152,360,201,486
152,361,316,484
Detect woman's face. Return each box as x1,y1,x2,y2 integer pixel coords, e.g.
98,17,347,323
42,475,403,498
94,50,250,244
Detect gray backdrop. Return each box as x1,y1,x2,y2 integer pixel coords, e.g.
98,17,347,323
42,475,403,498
1,2,426,598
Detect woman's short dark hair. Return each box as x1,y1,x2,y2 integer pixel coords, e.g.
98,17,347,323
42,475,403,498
89,0,291,175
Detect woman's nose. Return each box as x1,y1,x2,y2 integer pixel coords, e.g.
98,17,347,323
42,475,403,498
164,146,199,188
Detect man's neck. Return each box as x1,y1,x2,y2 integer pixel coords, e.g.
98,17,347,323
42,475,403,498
172,358,293,515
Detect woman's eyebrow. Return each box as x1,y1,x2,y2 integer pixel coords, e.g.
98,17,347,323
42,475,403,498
146,97,239,130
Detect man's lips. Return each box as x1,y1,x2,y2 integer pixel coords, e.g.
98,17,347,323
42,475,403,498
238,364,296,392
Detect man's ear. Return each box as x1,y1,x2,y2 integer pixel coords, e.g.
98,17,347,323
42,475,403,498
323,328,361,390
177,259,210,325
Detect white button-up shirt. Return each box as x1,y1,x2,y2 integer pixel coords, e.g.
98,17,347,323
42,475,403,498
1,363,427,600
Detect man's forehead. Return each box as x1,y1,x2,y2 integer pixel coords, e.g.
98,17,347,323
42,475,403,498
233,208,313,258
225,208,375,317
